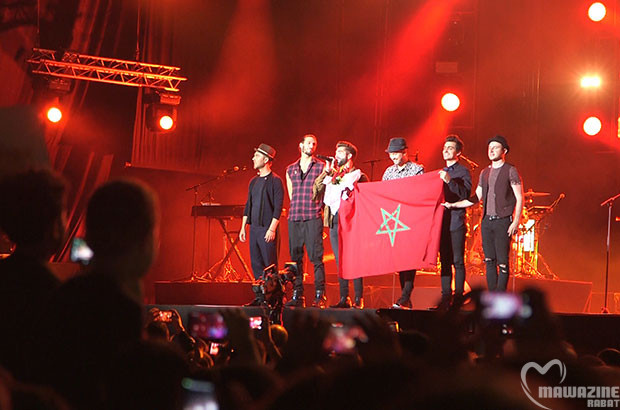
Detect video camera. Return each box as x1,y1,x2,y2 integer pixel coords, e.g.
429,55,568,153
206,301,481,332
251,262,298,324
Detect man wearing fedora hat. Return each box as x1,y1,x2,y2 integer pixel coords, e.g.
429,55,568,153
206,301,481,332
443,135,523,292
381,137,424,309
313,140,368,308
240,143,284,305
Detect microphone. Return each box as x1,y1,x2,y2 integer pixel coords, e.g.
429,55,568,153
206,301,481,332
316,154,335,162
222,165,248,175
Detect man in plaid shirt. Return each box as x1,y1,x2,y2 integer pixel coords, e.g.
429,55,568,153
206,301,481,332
285,134,327,308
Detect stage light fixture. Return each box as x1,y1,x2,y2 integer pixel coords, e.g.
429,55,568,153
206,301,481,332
159,115,174,130
145,91,180,132
588,2,606,22
46,106,62,123
580,75,602,88
441,92,460,112
583,116,602,135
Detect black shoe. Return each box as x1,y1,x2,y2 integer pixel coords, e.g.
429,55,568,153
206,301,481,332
392,298,412,309
353,297,364,309
429,297,451,312
285,290,305,307
330,296,352,309
312,290,327,309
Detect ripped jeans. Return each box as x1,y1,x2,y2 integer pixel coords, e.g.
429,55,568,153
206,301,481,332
481,215,512,291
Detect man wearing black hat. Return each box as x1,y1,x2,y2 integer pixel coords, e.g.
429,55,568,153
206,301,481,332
443,135,523,291
313,141,368,308
240,143,284,305
381,137,424,309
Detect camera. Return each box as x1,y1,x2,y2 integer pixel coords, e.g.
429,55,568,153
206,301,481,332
251,262,298,324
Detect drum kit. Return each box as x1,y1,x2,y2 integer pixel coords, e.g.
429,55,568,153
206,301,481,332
465,188,564,279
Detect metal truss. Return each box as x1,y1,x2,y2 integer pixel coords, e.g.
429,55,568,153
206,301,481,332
27,48,187,92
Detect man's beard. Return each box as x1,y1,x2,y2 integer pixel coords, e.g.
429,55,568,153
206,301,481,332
337,157,347,166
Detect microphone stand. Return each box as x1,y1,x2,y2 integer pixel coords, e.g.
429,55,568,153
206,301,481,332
177,169,244,282
460,154,479,170
600,192,620,313
362,158,385,181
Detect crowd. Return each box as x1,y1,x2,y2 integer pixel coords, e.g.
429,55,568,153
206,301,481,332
0,168,619,410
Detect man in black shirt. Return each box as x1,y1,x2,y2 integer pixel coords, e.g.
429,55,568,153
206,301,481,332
240,143,284,305
437,135,472,308
443,135,523,292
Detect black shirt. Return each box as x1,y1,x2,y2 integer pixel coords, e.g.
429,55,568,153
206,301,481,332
443,161,472,231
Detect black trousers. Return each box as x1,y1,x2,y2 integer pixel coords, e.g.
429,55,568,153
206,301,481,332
288,218,325,292
439,225,466,298
249,225,278,279
329,213,363,299
481,216,512,291
397,269,416,302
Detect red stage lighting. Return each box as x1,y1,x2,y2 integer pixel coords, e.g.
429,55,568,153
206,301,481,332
46,106,62,123
145,92,180,132
583,116,602,135
580,75,602,88
441,93,460,112
588,2,606,22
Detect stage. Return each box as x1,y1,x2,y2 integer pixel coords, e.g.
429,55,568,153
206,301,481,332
154,271,596,313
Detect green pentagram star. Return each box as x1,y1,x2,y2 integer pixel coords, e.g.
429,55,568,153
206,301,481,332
376,204,410,247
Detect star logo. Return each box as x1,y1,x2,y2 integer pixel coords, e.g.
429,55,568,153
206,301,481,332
376,204,410,247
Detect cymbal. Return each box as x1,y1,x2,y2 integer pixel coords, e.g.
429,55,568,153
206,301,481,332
524,189,550,198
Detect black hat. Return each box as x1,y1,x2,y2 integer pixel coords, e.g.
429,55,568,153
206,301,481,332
385,137,408,153
255,143,276,160
487,135,510,153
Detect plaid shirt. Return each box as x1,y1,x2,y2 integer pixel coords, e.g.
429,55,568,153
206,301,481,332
382,161,424,181
287,157,324,221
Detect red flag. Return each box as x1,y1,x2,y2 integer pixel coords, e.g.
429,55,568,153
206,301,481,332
338,172,445,279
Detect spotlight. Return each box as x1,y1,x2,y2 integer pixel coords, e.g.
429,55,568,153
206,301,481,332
583,116,602,136
159,115,174,130
580,75,602,88
588,2,606,22
46,106,62,123
145,91,180,132
441,92,460,112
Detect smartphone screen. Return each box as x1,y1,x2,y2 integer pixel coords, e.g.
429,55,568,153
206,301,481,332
209,342,220,356
181,378,219,410
70,237,93,265
249,316,263,330
323,323,368,354
187,312,228,341
158,310,173,322
480,291,522,321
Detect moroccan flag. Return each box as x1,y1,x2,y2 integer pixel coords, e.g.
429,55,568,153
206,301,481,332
338,172,445,279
